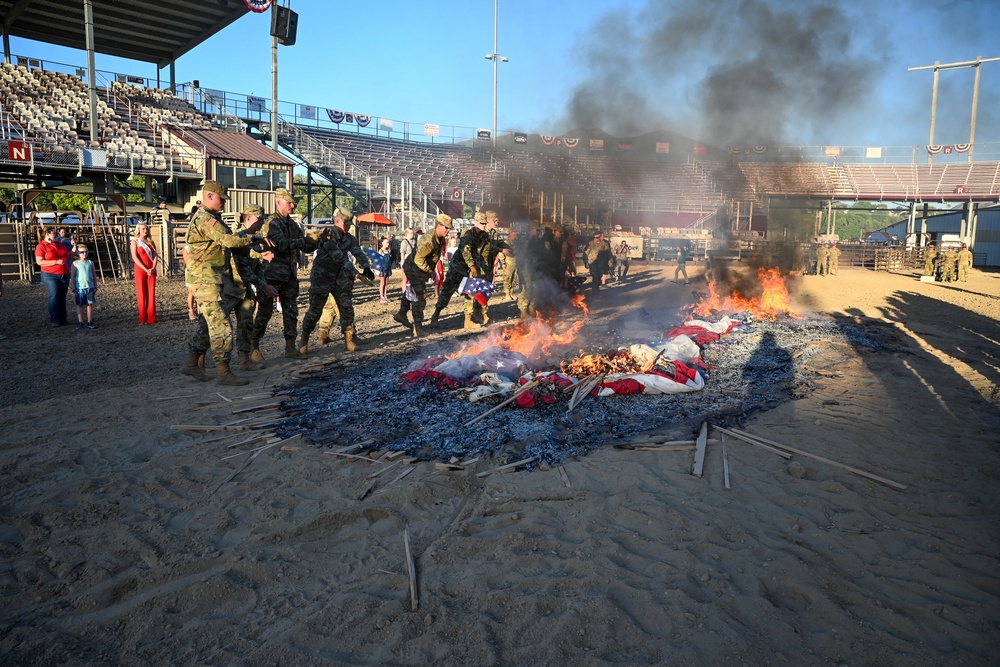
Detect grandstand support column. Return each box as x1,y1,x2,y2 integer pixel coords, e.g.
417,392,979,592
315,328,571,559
969,204,979,250
271,33,278,151
907,202,917,238
84,0,99,145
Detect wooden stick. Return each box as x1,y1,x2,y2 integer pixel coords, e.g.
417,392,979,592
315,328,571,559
711,425,793,459
216,392,233,403
557,465,571,487
723,444,731,490
464,380,539,427
567,374,605,413
726,427,907,491
693,421,708,477
369,461,401,478
157,393,200,402
640,347,666,374
616,438,722,450
231,400,283,414
404,526,418,611
476,456,537,478
388,467,415,485
324,451,384,463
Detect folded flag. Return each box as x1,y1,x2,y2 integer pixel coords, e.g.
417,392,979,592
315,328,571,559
459,276,495,306
405,284,419,302
364,248,389,276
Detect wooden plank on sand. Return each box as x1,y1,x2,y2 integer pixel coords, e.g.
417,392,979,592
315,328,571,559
557,465,571,488
476,456,536,478
693,421,708,477
711,425,793,459
727,427,907,491
723,444,731,490
404,526,418,611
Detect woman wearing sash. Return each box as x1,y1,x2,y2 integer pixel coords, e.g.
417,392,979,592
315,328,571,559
130,223,158,324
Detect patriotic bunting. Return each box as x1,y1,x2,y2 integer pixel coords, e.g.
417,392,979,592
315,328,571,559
327,109,345,123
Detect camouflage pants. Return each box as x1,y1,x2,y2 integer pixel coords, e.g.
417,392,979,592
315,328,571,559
189,275,253,364
318,295,340,335
435,267,469,313
503,258,519,299
302,274,354,338
399,267,432,324
942,261,956,281
253,276,298,343
825,257,839,275
923,258,936,276
958,263,970,281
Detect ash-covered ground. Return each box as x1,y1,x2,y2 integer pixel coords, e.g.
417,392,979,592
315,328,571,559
277,303,911,465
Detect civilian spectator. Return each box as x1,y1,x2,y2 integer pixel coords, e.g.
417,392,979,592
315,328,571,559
130,222,158,324
35,227,72,327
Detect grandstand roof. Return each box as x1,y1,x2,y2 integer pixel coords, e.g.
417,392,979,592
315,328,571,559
180,128,294,165
0,0,250,69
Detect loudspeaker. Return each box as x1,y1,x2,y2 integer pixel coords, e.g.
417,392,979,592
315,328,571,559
270,6,298,46
193,79,200,88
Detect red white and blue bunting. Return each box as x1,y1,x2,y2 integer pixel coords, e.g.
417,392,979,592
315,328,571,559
927,144,972,154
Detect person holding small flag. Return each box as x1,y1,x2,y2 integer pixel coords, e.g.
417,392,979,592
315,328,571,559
394,214,452,338
298,207,375,355
430,212,491,331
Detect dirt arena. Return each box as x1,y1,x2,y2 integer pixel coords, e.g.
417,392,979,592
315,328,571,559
1,261,998,666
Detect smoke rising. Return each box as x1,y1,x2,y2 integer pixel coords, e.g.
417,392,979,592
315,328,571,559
562,0,889,146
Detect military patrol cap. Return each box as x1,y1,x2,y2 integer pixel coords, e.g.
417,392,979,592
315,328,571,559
202,180,228,201
473,212,487,223
485,210,498,221
274,187,296,203
437,214,453,230
242,203,264,217
335,206,354,223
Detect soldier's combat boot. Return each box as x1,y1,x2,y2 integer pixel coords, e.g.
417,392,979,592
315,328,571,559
182,351,209,382
317,329,331,345
237,350,261,372
297,333,309,357
344,326,359,352
284,338,303,359
392,308,411,329
463,314,483,332
412,321,424,338
250,339,265,363
216,361,249,386
428,308,441,328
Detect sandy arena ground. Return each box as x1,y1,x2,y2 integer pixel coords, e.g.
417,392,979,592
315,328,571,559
0,260,998,666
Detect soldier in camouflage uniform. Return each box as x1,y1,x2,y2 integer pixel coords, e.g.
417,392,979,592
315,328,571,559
230,204,280,371
181,181,267,386
923,244,938,277
584,232,612,289
942,246,959,282
813,243,828,276
251,187,316,361
298,208,375,355
476,210,512,326
394,214,452,337
957,243,973,282
502,230,520,299
429,212,491,331
825,241,841,276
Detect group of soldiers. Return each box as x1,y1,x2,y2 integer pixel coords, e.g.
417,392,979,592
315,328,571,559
812,241,842,276
181,181,376,386
923,243,973,282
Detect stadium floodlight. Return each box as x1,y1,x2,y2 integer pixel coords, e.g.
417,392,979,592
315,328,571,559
486,0,509,147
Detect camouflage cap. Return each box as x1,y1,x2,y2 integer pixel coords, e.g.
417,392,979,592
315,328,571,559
335,206,354,223
484,210,498,221
437,214,453,230
274,187,296,203
242,203,264,217
202,180,228,201
473,211,487,223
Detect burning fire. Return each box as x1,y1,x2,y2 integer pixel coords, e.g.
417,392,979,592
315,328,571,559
446,294,589,361
560,349,635,376
690,267,797,320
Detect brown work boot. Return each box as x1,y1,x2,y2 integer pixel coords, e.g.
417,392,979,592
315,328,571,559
216,361,249,386
317,330,331,345
181,351,209,382
428,309,441,328
237,350,261,371
344,326,359,352
463,314,483,332
250,339,265,363
412,322,424,338
297,334,309,357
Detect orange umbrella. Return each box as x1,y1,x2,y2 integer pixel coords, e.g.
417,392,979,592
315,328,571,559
356,212,394,226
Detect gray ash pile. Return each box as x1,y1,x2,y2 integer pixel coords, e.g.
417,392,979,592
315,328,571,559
275,309,899,466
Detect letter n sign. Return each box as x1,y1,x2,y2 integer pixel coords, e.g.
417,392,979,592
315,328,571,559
8,140,31,161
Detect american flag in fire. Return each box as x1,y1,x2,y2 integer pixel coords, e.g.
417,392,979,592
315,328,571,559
459,277,495,306
363,248,389,276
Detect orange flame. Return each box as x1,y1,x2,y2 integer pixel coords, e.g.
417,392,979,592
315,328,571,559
446,293,590,360
691,267,797,320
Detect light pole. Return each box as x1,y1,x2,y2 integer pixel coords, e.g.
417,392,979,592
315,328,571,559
485,0,508,147
909,55,1000,163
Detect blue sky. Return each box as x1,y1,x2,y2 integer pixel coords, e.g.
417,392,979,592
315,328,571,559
7,0,1000,149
